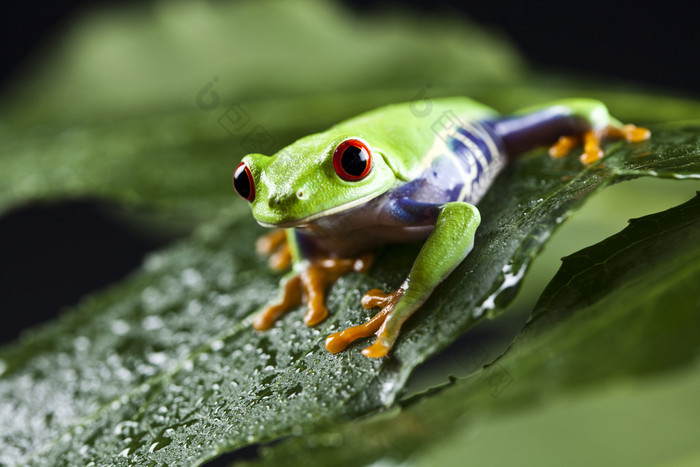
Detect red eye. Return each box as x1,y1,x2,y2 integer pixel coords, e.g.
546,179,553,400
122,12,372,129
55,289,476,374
233,162,255,202
333,138,372,181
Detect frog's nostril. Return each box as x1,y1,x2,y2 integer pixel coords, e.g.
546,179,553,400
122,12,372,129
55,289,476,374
268,195,287,208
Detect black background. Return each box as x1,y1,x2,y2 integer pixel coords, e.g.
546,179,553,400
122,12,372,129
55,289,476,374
1,0,699,344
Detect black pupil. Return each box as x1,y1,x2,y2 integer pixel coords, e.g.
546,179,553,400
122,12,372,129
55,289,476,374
234,166,251,199
341,145,369,176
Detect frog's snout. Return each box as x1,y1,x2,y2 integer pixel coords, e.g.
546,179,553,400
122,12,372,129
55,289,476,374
267,191,303,209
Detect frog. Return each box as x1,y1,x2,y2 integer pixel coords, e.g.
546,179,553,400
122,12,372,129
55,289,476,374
232,97,649,358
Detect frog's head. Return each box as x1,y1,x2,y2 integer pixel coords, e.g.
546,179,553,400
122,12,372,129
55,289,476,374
233,130,398,227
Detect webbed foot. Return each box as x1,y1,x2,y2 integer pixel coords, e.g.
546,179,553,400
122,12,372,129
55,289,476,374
253,254,373,330
325,287,404,358
549,124,650,165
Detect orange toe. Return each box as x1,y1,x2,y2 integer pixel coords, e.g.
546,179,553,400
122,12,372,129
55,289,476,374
361,341,390,358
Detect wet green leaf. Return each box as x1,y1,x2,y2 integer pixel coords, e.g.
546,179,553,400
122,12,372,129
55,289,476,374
249,193,700,467
1,1,700,466
1,124,698,465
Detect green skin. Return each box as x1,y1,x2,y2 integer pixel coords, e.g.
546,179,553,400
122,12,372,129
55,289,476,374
238,98,621,357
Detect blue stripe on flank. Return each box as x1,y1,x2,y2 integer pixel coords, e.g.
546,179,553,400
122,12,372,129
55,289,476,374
456,126,493,163
448,133,483,186
383,120,507,224
447,122,506,204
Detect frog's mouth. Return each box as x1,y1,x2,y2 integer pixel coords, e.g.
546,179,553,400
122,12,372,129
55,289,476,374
256,186,391,229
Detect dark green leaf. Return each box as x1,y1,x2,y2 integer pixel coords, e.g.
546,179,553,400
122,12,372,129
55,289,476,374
249,194,700,467
1,125,698,465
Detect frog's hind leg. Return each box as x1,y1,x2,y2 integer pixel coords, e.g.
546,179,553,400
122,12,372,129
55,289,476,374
550,131,604,165
550,124,651,165
491,98,650,165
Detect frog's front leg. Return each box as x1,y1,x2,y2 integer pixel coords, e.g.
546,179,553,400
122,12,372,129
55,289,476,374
325,201,481,358
256,229,292,271
253,252,373,330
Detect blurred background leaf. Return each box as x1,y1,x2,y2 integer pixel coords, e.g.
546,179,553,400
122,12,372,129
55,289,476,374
2,0,700,219
1,0,524,218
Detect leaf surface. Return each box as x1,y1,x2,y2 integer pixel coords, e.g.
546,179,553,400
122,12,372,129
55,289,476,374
1,125,698,465
250,193,700,467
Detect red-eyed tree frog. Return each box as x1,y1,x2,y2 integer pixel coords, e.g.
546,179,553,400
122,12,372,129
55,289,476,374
232,98,649,358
